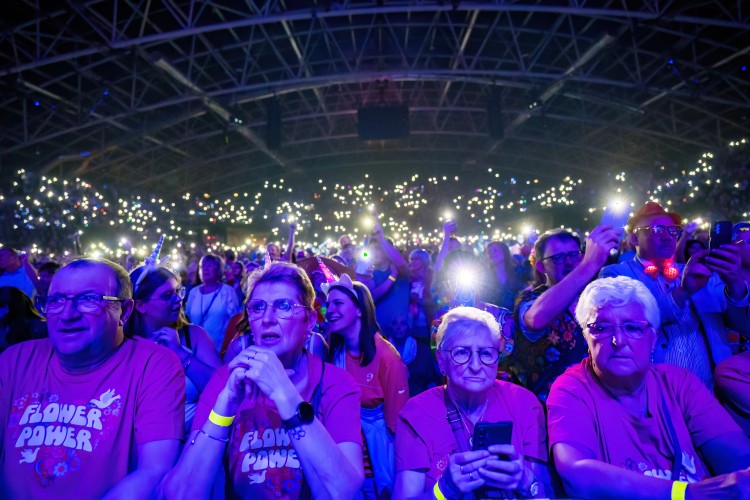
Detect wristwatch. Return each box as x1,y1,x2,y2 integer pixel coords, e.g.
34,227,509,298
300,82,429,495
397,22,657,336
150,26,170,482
281,401,315,430
517,470,539,498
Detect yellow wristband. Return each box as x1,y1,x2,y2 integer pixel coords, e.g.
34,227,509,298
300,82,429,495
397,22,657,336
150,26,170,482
208,409,235,427
433,480,447,500
671,481,688,500
388,275,397,282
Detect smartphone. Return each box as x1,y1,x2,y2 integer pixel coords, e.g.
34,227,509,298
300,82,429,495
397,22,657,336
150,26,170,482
472,421,513,451
709,221,732,251
600,205,630,231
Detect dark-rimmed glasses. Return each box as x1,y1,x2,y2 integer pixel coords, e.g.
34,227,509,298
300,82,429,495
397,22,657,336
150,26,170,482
443,346,501,365
540,251,583,266
43,293,126,315
636,225,683,237
246,299,309,320
586,321,651,340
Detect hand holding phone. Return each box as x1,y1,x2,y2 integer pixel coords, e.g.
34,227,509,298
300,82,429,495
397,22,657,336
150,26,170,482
472,421,513,452
709,221,732,251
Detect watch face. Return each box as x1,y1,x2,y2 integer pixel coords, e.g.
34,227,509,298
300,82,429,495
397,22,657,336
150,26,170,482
298,401,315,423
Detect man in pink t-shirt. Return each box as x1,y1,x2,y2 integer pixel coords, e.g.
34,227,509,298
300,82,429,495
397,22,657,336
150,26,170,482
0,258,185,498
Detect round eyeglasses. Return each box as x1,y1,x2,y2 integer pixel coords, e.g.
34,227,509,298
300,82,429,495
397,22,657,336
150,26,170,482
443,346,501,365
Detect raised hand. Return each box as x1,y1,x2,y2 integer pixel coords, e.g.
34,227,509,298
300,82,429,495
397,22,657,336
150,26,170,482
681,249,712,295
582,225,620,269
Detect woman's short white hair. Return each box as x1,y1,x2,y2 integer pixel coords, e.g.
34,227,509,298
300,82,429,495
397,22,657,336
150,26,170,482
436,306,501,350
575,276,660,330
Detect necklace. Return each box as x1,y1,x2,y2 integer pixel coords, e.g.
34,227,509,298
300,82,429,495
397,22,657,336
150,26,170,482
449,393,489,447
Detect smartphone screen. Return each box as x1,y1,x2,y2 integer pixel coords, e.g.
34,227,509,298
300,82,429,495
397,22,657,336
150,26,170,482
472,421,513,451
600,205,630,231
709,221,732,251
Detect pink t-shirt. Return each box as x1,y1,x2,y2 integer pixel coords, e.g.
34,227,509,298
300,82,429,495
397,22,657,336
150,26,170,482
345,334,409,433
193,354,362,499
395,381,547,492
547,359,742,483
715,351,750,435
0,337,185,498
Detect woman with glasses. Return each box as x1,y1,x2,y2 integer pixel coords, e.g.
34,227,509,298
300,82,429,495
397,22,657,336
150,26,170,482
163,261,364,499
548,276,750,499
323,273,409,498
126,266,220,433
394,306,548,499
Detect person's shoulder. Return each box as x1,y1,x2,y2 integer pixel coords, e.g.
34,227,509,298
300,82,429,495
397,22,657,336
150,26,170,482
549,360,589,392
321,359,359,393
400,385,444,421
493,379,541,407
600,260,631,277
126,337,181,368
1,338,53,362
517,284,547,302
651,363,701,389
716,351,750,377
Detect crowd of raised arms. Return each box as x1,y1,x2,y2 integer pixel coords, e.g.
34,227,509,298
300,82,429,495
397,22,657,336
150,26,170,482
1,200,750,499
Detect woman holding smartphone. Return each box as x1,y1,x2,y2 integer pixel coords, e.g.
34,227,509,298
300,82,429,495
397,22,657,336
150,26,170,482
393,307,549,499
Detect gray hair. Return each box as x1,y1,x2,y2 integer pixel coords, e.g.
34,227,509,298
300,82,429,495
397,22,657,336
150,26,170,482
436,306,501,350
575,276,660,331
58,258,133,299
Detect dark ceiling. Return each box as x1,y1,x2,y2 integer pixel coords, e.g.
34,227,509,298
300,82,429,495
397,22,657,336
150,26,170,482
1,1,749,197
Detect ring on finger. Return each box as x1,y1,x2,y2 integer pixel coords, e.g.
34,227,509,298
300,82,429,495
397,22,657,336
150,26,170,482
460,465,464,474
470,471,477,481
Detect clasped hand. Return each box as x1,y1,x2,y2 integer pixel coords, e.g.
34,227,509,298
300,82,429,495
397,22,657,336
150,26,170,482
444,445,526,495
222,346,297,411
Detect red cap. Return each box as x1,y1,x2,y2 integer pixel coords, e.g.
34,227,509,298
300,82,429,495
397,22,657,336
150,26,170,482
626,201,681,232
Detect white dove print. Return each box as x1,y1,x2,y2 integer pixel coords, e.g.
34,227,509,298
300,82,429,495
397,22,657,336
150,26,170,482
90,389,121,409
19,448,40,464
248,469,267,484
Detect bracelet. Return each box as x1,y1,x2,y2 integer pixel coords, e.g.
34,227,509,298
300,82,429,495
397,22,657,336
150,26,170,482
671,481,688,500
388,275,397,282
190,429,229,445
433,480,447,500
208,409,235,427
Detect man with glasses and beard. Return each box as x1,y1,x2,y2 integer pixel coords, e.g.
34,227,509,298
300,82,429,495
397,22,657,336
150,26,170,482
599,202,749,387
512,226,620,402
0,258,184,498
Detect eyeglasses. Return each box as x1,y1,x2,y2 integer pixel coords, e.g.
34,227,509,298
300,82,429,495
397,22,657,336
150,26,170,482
43,293,126,315
148,287,186,302
540,251,583,266
443,346,501,365
246,299,309,320
586,321,651,340
636,225,683,237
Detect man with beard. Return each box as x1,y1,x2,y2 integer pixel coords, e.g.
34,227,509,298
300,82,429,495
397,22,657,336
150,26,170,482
600,202,749,387
512,226,619,402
